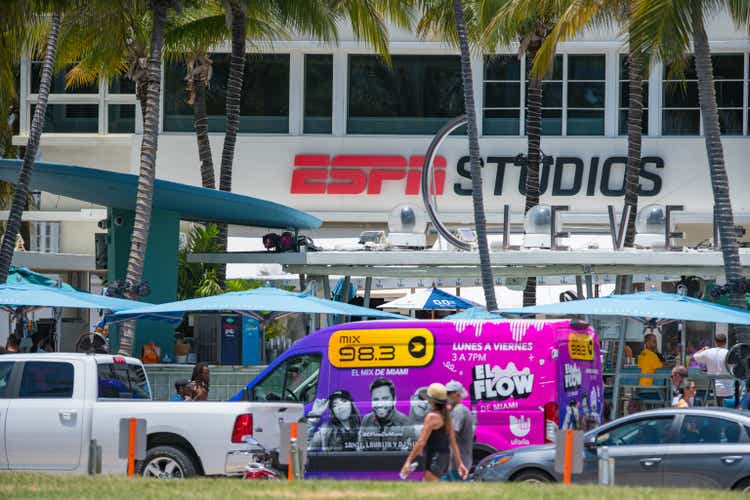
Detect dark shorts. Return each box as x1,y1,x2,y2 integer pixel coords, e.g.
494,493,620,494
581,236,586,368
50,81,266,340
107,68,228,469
424,450,450,478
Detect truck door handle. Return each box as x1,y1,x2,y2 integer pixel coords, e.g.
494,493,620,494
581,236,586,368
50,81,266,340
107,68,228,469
58,409,77,420
721,456,743,465
639,457,661,467
277,407,287,413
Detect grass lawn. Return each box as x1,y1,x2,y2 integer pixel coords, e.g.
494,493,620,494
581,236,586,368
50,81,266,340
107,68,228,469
0,474,745,500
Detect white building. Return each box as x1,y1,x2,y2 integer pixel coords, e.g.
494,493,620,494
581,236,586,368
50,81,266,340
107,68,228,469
11,12,750,288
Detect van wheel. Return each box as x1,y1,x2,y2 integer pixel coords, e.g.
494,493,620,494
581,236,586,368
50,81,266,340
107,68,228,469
512,469,553,484
137,445,197,479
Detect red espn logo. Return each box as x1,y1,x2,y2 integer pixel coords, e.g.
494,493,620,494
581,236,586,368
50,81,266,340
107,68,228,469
290,154,447,195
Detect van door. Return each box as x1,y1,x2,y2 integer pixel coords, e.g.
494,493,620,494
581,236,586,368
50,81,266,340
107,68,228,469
0,361,15,469
5,360,84,470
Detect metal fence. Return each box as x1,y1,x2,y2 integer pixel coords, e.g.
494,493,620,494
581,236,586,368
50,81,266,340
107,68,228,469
144,364,266,401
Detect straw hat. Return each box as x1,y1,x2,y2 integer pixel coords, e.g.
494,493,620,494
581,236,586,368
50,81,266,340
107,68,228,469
425,383,448,404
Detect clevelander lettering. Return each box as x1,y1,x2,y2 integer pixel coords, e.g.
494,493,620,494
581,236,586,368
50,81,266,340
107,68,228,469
470,363,534,403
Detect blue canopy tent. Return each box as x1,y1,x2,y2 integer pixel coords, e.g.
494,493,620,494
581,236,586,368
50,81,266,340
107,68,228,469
444,307,503,320
113,285,407,322
378,287,479,311
500,291,750,417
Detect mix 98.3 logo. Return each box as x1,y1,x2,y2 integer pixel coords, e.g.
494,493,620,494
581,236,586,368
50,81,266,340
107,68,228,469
568,333,594,361
328,328,435,368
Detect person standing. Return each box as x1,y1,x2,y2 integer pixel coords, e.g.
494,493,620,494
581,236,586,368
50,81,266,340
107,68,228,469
674,379,697,408
692,333,732,406
637,333,664,386
444,380,474,481
171,379,192,401
190,362,210,401
400,383,468,482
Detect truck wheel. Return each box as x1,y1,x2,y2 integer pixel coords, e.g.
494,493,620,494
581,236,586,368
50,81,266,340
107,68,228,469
512,469,553,484
137,445,197,479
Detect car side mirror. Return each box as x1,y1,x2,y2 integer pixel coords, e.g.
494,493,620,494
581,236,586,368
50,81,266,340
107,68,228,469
584,436,597,451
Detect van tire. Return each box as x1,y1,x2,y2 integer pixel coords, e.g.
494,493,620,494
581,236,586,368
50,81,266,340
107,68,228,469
136,445,197,479
512,469,553,484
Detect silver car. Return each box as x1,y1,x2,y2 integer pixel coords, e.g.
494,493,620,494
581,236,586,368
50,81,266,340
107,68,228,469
472,408,750,491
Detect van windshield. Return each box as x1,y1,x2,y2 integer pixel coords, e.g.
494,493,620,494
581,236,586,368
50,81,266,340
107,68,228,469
97,362,151,399
248,354,320,403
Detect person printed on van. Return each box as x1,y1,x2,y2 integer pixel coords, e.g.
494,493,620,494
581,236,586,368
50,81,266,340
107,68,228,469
562,399,580,430
309,389,361,452
637,333,664,386
409,387,430,423
190,362,210,401
401,383,468,482
358,377,414,451
171,379,192,401
442,380,474,481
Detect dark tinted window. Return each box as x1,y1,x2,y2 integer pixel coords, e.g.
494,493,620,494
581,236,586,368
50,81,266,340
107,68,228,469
347,55,464,134
19,361,74,398
596,417,674,446
304,54,333,134
250,354,320,403
164,53,290,133
31,62,98,94
30,104,98,133
97,363,151,399
0,361,14,398
679,415,743,444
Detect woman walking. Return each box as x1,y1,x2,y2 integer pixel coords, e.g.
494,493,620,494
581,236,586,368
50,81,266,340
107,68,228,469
190,362,210,401
400,383,468,481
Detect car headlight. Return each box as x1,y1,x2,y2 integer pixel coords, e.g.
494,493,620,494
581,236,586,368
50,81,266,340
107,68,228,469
477,453,513,472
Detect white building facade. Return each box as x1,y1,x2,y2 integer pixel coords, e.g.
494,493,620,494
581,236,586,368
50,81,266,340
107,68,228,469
12,13,750,269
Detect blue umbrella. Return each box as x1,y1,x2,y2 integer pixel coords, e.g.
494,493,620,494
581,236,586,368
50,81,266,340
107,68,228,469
113,285,407,322
498,291,750,325
378,287,479,311
0,283,147,312
444,307,502,320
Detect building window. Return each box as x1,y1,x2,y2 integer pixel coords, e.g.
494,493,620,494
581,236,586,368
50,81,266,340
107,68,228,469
163,53,290,133
347,55,464,134
618,54,649,135
31,222,60,254
107,104,135,133
304,54,333,134
31,62,98,94
108,74,136,94
30,104,98,133
567,54,605,135
662,54,743,136
483,55,521,135
529,54,564,135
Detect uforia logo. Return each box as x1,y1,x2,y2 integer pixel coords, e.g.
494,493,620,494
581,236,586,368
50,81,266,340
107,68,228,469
290,154,447,195
509,415,531,438
564,363,582,390
470,363,534,403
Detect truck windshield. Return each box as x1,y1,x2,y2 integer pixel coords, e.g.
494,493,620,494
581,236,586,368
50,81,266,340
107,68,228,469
97,363,151,399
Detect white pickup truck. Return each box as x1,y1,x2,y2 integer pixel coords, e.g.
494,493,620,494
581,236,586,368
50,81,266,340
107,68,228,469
0,353,303,478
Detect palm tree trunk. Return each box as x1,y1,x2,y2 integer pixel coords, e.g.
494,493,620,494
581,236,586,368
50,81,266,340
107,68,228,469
693,13,749,345
216,1,246,287
117,0,169,356
193,78,215,189
452,0,497,311
0,11,61,282
523,43,543,307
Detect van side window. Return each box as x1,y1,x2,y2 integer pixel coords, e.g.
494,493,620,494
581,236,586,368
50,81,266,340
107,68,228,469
19,361,74,399
251,354,320,403
0,362,14,398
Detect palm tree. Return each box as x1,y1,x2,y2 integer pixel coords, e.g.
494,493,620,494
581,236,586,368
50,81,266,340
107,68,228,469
518,0,647,294
630,0,750,344
117,0,172,356
0,7,63,282
480,0,561,306
214,0,414,286
417,0,498,311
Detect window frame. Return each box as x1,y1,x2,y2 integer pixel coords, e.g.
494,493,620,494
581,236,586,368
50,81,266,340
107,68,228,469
18,361,76,399
249,353,321,403
676,413,747,444
594,416,677,447
617,53,649,136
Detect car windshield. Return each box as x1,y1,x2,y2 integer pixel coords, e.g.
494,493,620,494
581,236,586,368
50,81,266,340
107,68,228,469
248,354,320,403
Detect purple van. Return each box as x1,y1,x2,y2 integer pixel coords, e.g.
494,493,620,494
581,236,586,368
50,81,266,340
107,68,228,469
233,319,603,480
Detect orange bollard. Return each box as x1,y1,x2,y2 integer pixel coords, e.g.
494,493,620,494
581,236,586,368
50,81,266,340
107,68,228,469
288,422,298,481
127,417,136,476
563,428,573,484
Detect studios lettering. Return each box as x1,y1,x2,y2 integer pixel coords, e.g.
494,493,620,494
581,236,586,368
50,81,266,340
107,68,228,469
470,363,534,403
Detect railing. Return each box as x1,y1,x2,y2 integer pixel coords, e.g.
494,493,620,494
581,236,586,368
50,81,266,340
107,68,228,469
144,364,266,401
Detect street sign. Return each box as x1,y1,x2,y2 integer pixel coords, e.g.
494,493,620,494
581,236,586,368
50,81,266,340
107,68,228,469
554,429,584,476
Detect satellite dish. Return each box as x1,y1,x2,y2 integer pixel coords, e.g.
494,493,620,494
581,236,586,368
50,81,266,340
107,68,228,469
676,276,705,298
725,343,750,379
